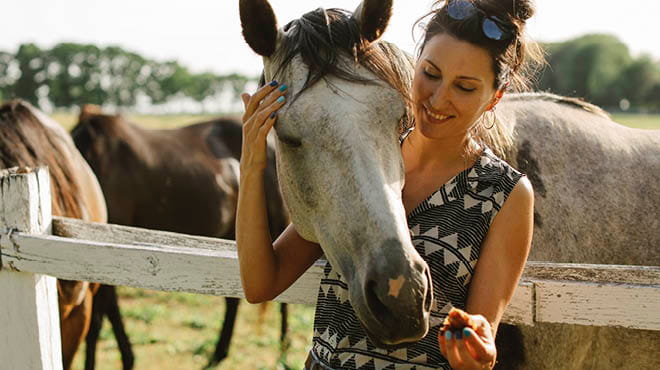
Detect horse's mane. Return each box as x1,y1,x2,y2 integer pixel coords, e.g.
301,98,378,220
0,100,83,218
275,8,414,130
504,92,611,119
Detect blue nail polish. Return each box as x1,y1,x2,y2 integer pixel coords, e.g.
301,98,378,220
279,84,288,92
455,331,462,340
270,112,276,119
269,80,278,87
445,331,452,341
277,96,285,103
463,328,471,338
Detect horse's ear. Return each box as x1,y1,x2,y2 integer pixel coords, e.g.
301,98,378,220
79,104,102,122
353,0,393,43
239,0,279,57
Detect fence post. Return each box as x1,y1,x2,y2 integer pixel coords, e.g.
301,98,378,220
0,167,62,370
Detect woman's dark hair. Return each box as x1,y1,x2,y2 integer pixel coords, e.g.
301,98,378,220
414,0,545,158
416,0,544,92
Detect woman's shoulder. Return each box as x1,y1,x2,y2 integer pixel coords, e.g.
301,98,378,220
472,147,527,210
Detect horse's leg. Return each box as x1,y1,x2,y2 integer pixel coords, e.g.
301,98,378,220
280,303,289,351
60,285,94,370
84,285,106,370
104,285,135,370
208,297,240,367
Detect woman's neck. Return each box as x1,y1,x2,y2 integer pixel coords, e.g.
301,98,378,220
403,129,479,174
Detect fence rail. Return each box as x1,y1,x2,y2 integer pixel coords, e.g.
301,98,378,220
1,167,659,369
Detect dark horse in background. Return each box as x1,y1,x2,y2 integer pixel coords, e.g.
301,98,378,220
0,100,108,370
71,105,290,368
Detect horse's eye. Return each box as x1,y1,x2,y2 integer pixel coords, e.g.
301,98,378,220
278,135,302,148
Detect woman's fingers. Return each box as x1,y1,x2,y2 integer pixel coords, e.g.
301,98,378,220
241,93,251,110
462,327,491,360
244,80,286,119
249,95,286,134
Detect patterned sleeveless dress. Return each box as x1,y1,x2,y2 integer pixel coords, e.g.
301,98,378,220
308,146,524,370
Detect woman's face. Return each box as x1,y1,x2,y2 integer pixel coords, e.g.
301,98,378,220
412,33,500,140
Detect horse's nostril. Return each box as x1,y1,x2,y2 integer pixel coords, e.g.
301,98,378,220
365,280,392,322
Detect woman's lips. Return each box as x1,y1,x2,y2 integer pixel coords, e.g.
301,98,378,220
424,106,454,123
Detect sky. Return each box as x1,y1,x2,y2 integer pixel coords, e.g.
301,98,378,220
2,0,658,78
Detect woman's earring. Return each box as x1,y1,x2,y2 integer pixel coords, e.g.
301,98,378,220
484,108,496,130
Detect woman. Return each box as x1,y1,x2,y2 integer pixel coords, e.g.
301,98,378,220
237,0,541,368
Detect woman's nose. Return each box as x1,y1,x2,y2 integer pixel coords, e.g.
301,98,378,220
429,82,450,108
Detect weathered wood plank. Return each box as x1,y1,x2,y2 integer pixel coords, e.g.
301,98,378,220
8,232,660,328
1,232,325,305
502,282,534,326
535,280,660,330
524,261,660,286
52,216,235,252
0,167,62,370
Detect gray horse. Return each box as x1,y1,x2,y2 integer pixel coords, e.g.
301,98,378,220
239,0,660,368
496,94,660,370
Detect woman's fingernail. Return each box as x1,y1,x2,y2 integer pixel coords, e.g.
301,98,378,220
445,331,452,341
277,96,285,103
455,331,462,340
269,80,278,87
270,112,276,119
279,84,288,92
463,328,471,338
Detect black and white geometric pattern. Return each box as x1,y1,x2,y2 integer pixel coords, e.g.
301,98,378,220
311,147,523,369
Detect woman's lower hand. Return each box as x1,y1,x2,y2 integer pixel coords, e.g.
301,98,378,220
240,80,288,172
439,314,497,369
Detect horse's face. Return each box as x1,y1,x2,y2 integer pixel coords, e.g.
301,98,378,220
240,0,432,345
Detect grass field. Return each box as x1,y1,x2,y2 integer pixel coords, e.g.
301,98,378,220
52,111,660,132
611,113,660,130
71,288,315,370
56,110,657,369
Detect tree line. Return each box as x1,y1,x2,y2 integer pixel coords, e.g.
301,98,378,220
0,43,254,112
536,34,660,112
1,35,659,113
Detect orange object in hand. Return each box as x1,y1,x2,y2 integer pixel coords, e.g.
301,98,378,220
441,307,478,332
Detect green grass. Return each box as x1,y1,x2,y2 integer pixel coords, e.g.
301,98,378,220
50,111,660,132
611,113,660,130
51,112,226,131
71,287,315,370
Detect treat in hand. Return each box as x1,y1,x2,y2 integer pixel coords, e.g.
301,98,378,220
441,307,478,332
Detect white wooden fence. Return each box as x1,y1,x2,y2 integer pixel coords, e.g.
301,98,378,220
1,167,659,369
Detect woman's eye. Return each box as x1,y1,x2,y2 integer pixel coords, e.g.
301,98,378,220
423,70,440,80
457,85,476,92
279,136,302,148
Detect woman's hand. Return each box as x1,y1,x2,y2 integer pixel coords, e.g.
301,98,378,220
240,80,288,172
439,313,497,369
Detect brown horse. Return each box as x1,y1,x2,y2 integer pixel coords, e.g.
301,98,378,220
0,99,108,370
70,106,290,367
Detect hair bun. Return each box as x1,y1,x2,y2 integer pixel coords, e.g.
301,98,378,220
471,0,534,24
502,0,535,22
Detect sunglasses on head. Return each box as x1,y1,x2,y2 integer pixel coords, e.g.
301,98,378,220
446,0,513,41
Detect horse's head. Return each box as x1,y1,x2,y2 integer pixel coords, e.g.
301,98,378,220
240,0,432,345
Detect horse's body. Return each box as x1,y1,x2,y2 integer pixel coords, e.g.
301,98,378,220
239,0,660,368
494,94,660,370
70,108,290,366
0,100,108,370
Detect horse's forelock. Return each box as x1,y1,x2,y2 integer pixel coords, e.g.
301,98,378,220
275,7,412,129
0,100,84,219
